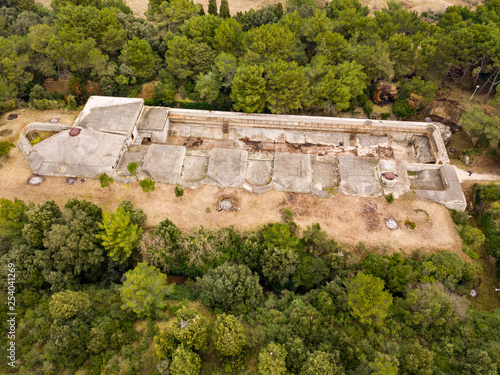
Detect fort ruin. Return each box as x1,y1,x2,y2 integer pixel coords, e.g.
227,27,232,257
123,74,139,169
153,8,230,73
18,96,467,211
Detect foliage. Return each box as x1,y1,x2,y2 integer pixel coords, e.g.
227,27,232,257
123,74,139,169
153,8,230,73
118,200,147,227
231,65,266,113
219,0,230,18
96,205,142,263
299,350,344,375
140,177,156,193
174,185,184,198
385,193,395,203
261,247,299,287
127,162,139,176
392,97,416,118
0,197,28,239
119,262,172,317
99,173,114,188
49,290,92,320
346,272,393,325
197,263,263,313
170,344,201,375
461,108,500,148
0,140,15,158
258,342,287,375
172,306,209,351
213,313,246,356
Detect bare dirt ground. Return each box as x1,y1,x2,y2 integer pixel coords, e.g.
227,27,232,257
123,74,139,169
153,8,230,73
35,0,479,18
0,109,462,255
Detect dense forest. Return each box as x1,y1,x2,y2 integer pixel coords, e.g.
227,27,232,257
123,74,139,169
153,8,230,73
0,183,498,374
1,0,500,145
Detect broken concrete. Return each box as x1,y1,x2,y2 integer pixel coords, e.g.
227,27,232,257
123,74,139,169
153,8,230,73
142,144,186,184
273,153,312,193
207,148,248,188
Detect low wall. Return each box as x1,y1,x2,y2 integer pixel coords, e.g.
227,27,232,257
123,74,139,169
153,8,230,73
168,109,433,135
17,122,71,161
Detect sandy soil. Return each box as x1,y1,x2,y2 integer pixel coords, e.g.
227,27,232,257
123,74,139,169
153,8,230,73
0,109,462,255
35,0,479,19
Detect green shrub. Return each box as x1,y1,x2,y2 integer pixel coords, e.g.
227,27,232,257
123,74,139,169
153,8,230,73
174,185,184,198
363,100,374,115
281,208,294,223
385,193,395,204
380,112,391,120
404,219,416,230
32,99,60,110
393,97,416,119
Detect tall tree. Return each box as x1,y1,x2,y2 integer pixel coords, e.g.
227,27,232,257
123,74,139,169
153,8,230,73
346,272,393,325
258,342,287,375
119,262,171,317
213,18,243,53
96,205,142,264
172,306,209,351
0,198,28,239
219,0,230,18
208,0,217,16
213,313,246,357
230,64,266,113
119,37,159,80
170,345,201,375
264,59,309,114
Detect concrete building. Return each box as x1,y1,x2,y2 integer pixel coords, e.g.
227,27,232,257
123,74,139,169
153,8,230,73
18,96,467,210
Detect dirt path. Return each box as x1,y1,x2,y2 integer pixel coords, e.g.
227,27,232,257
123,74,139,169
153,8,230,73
453,166,500,183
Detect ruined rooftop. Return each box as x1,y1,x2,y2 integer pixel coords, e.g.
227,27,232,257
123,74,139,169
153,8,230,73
18,96,467,210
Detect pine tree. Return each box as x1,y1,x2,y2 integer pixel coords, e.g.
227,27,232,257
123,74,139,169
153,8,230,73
96,206,143,263
208,0,217,15
219,0,230,18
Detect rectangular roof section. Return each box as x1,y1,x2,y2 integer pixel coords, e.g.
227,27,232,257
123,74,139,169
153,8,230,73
73,96,144,136
138,106,169,131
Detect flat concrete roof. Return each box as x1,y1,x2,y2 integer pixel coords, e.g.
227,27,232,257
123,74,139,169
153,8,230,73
338,156,381,197
142,144,186,184
138,106,168,131
28,128,128,178
207,148,248,187
73,96,143,135
273,153,312,193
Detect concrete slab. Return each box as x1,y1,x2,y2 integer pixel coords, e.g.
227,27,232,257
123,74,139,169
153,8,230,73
138,106,168,131
246,160,273,186
409,169,445,191
231,127,286,142
380,159,411,198
116,150,146,177
181,155,208,182
414,136,435,163
74,96,143,136
142,144,186,184
311,161,339,197
357,134,389,148
273,153,312,193
338,156,381,197
28,128,127,178
207,148,248,187
415,166,466,211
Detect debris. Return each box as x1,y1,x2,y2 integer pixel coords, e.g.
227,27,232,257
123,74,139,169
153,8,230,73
385,218,398,230
27,176,43,185
6,113,18,121
66,177,77,185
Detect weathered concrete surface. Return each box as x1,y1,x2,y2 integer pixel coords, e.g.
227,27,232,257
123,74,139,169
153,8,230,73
142,144,186,184
409,169,445,191
311,159,339,197
207,148,248,187
116,150,147,177
138,106,168,131
338,156,381,197
273,153,312,193
379,159,411,198
181,155,209,184
414,136,436,163
73,96,143,136
27,128,127,178
415,166,467,211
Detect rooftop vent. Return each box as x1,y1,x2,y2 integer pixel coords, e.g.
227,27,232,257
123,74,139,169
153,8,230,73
69,127,81,137
384,172,396,180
